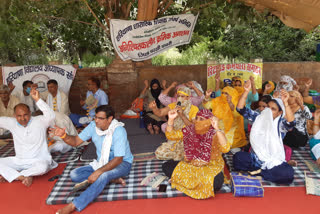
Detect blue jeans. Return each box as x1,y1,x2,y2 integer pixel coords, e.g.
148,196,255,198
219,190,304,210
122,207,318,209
70,161,132,211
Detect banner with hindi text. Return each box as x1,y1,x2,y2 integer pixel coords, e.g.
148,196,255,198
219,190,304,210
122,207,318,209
207,62,263,91
3,65,76,95
110,14,198,61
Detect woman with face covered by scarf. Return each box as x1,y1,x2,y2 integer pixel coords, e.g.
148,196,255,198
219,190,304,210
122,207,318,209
283,90,312,148
203,86,247,149
211,76,258,133
139,79,165,134
275,75,297,92
233,80,295,184
213,76,258,109
150,87,199,161
161,109,230,199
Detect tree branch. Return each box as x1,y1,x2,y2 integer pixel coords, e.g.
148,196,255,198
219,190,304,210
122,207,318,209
183,1,216,14
125,2,133,19
81,0,109,34
158,0,168,13
39,15,105,30
158,0,173,16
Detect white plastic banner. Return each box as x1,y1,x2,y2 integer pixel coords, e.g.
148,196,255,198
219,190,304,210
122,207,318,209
2,65,76,95
110,14,198,61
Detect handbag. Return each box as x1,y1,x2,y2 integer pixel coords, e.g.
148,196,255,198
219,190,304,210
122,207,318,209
231,172,264,197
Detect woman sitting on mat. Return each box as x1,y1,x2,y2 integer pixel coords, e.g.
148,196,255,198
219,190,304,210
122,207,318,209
283,90,312,148
233,80,295,184
309,109,320,165
139,79,166,135
203,86,247,150
162,109,230,199
150,87,199,161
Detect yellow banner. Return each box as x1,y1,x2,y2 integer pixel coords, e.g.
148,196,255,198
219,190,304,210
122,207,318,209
207,63,263,90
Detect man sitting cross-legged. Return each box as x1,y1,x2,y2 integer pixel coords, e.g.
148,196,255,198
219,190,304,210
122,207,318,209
51,105,133,214
0,88,57,187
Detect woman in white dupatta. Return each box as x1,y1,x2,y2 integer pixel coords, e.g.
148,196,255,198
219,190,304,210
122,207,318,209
233,80,295,184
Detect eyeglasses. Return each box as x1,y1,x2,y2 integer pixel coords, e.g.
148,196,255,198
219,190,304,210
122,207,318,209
94,116,107,120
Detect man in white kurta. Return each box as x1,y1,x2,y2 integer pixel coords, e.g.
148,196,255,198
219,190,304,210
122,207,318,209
11,80,37,114
0,85,20,137
48,112,78,153
44,79,70,116
0,88,57,187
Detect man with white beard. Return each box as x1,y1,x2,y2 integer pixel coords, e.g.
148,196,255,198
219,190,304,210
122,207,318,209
149,86,199,161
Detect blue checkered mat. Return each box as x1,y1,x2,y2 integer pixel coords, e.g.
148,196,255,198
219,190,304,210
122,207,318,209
46,159,231,205
223,145,320,187
0,140,84,163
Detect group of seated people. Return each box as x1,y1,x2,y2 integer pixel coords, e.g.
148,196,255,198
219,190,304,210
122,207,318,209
0,77,121,214
0,72,320,214
135,74,320,200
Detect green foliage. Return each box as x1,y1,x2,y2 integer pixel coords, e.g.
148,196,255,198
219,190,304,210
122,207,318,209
152,34,214,65
81,51,114,68
154,0,320,65
0,0,112,65
0,0,319,66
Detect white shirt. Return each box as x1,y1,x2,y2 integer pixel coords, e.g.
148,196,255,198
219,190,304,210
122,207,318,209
13,91,36,113
0,99,56,166
45,90,70,115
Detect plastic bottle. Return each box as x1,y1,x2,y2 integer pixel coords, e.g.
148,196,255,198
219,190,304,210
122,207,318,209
139,111,145,128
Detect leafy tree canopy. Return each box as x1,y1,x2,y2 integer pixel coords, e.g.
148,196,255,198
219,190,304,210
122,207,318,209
0,0,319,66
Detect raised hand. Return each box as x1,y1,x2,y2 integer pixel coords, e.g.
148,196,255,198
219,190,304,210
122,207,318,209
210,116,219,130
314,109,320,120
170,81,178,89
273,91,280,98
215,71,220,82
30,88,40,102
144,80,149,88
176,105,184,116
168,109,178,120
243,80,251,92
205,89,213,99
186,81,195,89
8,82,15,91
49,125,66,138
161,79,167,88
249,76,255,84
264,83,272,92
305,79,312,88
293,84,300,91
148,101,157,110
280,89,289,104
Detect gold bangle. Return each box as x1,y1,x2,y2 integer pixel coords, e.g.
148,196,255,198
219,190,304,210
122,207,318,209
314,124,320,126
60,132,67,139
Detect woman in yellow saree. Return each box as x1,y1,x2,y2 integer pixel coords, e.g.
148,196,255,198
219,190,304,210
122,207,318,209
167,109,230,199
203,86,247,148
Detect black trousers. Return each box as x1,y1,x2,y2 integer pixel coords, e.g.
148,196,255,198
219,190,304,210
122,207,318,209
283,127,308,148
162,160,224,192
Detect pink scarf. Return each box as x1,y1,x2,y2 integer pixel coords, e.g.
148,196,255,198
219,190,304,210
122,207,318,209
182,109,216,163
